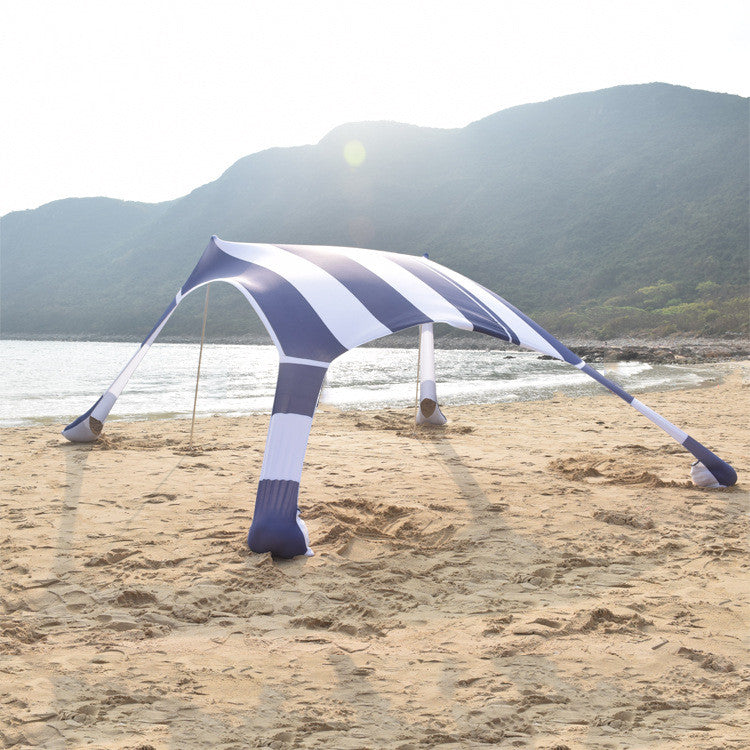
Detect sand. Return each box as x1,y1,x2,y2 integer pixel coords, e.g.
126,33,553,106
1,361,748,749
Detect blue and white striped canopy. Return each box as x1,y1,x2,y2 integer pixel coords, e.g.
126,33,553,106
175,237,574,363
63,237,738,558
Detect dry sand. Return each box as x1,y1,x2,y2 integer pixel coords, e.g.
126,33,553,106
1,362,748,749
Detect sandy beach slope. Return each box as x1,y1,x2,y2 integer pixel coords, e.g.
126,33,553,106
1,362,748,749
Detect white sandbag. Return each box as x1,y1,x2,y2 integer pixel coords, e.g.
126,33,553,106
691,460,721,488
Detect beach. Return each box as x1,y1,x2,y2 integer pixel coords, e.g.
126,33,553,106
1,361,748,749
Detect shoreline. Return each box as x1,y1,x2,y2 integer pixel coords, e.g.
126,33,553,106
3,333,749,364
1,357,740,431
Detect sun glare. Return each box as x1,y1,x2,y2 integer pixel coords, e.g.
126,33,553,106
343,139,366,167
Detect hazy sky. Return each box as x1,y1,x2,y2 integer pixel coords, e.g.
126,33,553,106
2,0,747,215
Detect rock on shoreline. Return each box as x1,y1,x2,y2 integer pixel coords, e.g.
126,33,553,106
566,340,749,364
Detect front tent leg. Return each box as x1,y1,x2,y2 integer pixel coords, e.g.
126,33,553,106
247,361,329,558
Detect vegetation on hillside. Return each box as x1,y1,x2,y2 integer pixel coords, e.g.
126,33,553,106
1,83,747,342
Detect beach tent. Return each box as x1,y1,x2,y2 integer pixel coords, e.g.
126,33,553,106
63,237,737,557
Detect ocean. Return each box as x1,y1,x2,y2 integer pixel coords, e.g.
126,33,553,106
0,340,726,428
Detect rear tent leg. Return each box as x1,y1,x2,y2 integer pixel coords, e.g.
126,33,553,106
416,323,447,426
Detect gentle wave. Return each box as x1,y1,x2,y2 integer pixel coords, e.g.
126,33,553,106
0,340,725,427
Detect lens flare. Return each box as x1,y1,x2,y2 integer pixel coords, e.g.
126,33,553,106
343,140,366,167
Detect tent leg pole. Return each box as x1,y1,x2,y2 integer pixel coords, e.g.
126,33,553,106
189,283,210,447
247,361,329,558
414,326,422,424
416,322,447,425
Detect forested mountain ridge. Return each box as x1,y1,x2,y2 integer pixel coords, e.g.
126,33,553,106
1,83,747,342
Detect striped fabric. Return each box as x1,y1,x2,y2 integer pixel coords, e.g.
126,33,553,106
63,237,738,558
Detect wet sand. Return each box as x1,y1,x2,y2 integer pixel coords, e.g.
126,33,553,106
1,362,748,749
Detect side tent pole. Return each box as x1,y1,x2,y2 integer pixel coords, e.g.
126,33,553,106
62,293,183,442
247,361,329,558
574,360,737,487
416,323,447,425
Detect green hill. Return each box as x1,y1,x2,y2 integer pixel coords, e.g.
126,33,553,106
1,83,747,342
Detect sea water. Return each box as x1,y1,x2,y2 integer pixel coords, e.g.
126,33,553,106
0,340,725,428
